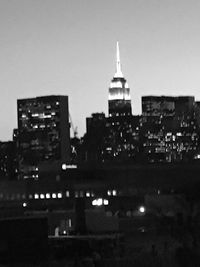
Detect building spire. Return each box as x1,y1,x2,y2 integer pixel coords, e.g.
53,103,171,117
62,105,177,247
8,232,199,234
114,41,124,78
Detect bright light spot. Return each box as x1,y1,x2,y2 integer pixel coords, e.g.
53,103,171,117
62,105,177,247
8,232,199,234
58,193,62,198
52,193,57,199
40,194,45,199
107,190,111,196
86,192,90,197
34,194,39,199
92,198,103,206
103,199,109,205
62,163,67,170
66,191,70,197
63,230,66,235
139,206,146,213
112,190,117,196
46,193,50,199
23,202,27,207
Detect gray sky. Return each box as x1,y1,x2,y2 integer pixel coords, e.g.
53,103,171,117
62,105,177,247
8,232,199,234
1,0,200,140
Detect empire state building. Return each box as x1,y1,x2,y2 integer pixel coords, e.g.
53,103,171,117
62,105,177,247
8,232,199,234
108,42,132,117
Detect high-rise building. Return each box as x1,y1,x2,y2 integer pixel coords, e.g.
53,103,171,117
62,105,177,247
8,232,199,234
17,95,70,179
141,96,200,162
108,42,132,117
142,96,175,117
82,43,140,163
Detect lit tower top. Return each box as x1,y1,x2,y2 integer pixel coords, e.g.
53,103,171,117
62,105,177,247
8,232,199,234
108,42,132,117
114,41,123,78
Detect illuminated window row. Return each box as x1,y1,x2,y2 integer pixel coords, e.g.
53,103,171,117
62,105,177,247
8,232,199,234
75,191,94,198
107,189,117,196
33,191,70,200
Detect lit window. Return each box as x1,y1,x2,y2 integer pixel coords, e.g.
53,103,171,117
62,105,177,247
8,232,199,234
52,193,57,199
86,192,90,197
46,193,51,199
23,202,27,207
34,194,39,199
40,194,45,199
139,206,146,213
32,113,39,117
29,194,33,199
92,198,103,206
107,190,111,196
75,191,78,198
66,191,70,197
112,190,117,196
58,193,62,198
103,199,109,205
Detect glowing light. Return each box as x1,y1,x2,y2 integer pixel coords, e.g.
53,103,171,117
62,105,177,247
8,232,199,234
108,90,131,101
86,192,90,197
34,194,39,199
139,206,146,213
92,198,103,206
107,190,112,196
62,163,67,170
58,193,62,199
103,199,109,205
62,164,77,170
40,194,45,199
46,193,50,199
112,190,117,196
23,202,27,207
52,193,57,199
66,191,70,197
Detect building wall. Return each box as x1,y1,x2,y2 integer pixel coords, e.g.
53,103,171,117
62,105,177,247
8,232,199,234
17,95,70,179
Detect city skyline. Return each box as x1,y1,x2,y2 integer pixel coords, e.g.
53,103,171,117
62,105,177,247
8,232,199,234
1,0,200,140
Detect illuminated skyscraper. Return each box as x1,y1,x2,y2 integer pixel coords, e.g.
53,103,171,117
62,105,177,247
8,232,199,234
108,42,132,117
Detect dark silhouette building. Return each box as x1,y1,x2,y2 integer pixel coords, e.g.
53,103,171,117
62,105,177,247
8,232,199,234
0,141,17,180
17,95,70,179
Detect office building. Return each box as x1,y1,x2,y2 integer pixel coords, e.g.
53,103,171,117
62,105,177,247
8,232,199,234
17,95,70,179
141,96,200,162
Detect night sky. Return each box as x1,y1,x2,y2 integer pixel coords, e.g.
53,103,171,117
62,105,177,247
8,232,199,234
1,0,200,140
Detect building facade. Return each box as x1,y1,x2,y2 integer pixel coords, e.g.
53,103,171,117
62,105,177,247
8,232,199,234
17,95,70,179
